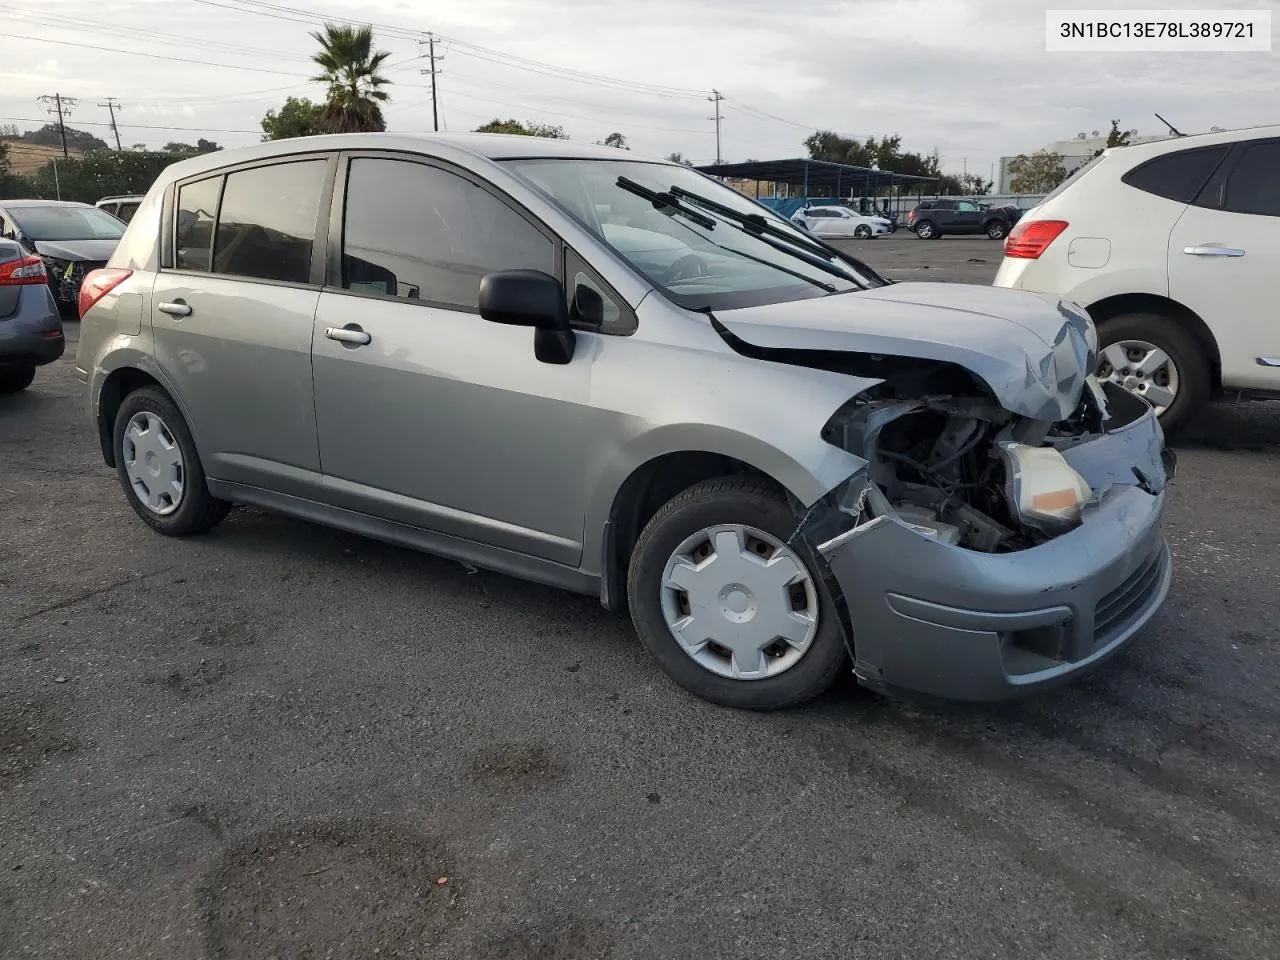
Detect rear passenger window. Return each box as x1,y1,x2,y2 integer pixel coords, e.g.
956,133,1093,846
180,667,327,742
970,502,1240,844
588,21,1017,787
341,158,553,310
212,160,326,284
1221,142,1280,217
1122,146,1228,203
175,177,221,272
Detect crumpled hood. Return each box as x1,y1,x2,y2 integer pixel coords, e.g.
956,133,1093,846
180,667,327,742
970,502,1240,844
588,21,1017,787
713,282,1096,421
32,238,119,262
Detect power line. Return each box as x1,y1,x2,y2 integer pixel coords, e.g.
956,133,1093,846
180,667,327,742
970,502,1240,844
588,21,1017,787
0,116,263,135
9,33,310,77
99,97,123,150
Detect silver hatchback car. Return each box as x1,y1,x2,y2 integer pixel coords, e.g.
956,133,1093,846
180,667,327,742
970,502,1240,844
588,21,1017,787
76,134,1173,710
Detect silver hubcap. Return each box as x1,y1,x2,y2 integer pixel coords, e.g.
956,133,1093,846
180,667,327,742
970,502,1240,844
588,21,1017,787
122,411,185,515
1097,340,1179,414
659,524,819,681
918,224,932,237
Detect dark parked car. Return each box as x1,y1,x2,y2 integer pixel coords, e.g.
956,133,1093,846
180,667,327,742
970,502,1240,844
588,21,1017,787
0,238,64,393
0,200,126,312
907,198,1023,240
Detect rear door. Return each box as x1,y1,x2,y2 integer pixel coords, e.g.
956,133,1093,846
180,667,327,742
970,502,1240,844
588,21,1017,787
931,200,957,230
1169,137,1280,391
150,153,335,495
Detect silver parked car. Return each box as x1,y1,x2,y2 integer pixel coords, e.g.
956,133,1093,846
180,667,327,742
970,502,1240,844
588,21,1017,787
76,134,1174,710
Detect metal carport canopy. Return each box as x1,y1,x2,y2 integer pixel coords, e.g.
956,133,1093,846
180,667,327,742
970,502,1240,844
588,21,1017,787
694,158,937,192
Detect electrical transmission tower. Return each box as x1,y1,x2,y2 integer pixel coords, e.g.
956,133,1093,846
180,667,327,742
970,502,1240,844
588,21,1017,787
36,93,78,158
99,97,123,150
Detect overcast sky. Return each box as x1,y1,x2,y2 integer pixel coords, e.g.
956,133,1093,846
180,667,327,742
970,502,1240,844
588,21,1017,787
3,0,1277,181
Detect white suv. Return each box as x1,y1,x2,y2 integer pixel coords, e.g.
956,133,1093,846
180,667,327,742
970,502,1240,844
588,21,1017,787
993,125,1280,434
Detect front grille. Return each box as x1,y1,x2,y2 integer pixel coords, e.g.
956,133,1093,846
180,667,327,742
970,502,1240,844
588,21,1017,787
1095,546,1164,641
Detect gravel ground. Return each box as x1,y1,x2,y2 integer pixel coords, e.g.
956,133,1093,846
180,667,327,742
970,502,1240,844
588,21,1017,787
2,235,1278,959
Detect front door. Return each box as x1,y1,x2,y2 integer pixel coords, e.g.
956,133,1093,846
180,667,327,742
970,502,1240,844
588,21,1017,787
150,156,331,494
1168,138,1280,391
952,199,983,234
311,154,593,565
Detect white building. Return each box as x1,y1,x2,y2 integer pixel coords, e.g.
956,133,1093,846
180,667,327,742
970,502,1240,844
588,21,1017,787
996,129,1181,194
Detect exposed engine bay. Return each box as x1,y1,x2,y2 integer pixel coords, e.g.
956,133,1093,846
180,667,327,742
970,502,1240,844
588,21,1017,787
812,362,1159,554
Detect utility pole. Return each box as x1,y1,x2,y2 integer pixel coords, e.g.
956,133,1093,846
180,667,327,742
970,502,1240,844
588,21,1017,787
99,97,123,150
36,93,77,159
708,89,723,165
419,34,443,132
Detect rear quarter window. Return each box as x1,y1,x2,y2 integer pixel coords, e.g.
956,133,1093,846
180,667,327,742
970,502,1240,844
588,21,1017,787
1121,145,1229,203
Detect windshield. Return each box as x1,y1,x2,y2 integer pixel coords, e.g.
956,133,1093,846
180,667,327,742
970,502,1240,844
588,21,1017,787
10,205,125,242
505,158,876,311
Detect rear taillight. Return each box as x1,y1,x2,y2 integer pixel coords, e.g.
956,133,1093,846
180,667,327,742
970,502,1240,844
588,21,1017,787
907,210,917,222
0,254,48,286
78,268,133,318
1004,219,1069,259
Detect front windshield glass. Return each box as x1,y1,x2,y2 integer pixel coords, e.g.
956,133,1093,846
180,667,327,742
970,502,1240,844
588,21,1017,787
10,205,125,242
505,158,874,311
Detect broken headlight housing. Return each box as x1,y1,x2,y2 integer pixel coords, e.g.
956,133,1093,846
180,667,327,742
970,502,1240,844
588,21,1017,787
997,441,1093,536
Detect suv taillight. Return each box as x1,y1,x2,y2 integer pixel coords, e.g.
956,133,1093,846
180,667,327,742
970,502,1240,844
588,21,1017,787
1004,220,1069,259
78,268,133,318
907,209,917,223
0,254,48,286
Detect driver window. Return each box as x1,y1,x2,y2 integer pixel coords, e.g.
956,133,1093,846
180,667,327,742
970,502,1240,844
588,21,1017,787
342,158,554,310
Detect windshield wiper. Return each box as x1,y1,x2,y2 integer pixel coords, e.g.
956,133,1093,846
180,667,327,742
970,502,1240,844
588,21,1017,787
616,177,716,229
666,185,886,286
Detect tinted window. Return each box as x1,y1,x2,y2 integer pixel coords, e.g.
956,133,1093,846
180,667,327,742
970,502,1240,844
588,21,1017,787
934,200,957,210
1122,146,1228,203
212,160,326,284
1222,142,1280,217
565,249,624,329
175,177,222,272
957,200,979,212
342,158,553,309
8,205,125,241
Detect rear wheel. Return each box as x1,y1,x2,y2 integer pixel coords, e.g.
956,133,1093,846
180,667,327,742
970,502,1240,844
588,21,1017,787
0,366,36,393
915,220,937,239
112,386,232,536
1095,313,1210,436
627,477,849,711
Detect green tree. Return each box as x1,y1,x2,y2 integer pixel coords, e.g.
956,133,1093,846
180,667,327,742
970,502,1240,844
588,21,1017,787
16,150,188,203
598,132,629,150
1007,149,1069,193
162,142,195,153
665,151,694,166
310,22,392,133
958,173,993,195
1092,119,1134,158
262,97,326,141
473,119,568,139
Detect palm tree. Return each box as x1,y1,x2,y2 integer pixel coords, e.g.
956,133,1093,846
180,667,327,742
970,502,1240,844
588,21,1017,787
310,23,392,133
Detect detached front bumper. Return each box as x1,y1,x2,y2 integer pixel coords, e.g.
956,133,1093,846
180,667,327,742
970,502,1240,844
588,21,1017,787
816,397,1172,701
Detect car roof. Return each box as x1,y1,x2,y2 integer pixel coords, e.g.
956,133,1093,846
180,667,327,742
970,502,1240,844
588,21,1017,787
1103,123,1280,165
96,195,144,203
0,199,95,209
154,132,669,185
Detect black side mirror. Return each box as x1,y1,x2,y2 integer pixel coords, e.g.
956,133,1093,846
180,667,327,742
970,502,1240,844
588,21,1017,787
479,269,576,365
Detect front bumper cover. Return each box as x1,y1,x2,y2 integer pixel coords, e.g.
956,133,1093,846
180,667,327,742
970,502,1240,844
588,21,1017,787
811,394,1172,701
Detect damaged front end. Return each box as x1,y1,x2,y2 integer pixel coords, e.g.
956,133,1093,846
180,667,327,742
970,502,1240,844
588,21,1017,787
789,362,1173,701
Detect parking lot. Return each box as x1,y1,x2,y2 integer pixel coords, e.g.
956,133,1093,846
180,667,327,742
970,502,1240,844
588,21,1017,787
3,231,1278,959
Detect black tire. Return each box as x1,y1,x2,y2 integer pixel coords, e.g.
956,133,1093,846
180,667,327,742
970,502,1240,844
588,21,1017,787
854,224,872,239
984,219,1009,239
915,219,937,239
627,477,849,711
112,386,232,536
1096,312,1210,437
0,366,36,393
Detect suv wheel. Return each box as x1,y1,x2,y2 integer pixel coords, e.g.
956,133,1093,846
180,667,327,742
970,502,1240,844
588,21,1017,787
0,366,36,393
113,386,232,536
853,224,872,239
915,220,937,239
985,219,1009,240
627,477,849,711
1095,313,1210,436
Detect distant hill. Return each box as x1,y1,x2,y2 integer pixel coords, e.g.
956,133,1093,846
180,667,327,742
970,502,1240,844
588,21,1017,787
1,140,85,176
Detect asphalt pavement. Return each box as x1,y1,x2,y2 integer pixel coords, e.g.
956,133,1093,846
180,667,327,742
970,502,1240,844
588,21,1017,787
2,234,1278,959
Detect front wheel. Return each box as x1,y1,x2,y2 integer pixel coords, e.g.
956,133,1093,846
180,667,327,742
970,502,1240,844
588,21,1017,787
0,366,36,393
112,386,232,536
1095,313,1210,436
854,224,872,239
985,219,1009,239
627,478,849,711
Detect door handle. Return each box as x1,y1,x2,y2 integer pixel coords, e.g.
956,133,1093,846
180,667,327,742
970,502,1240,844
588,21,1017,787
1183,244,1246,257
157,300,192,317
324,325,372,346
1257,357,1280,368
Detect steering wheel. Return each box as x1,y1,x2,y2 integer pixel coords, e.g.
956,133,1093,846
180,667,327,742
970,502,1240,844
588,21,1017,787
663,254,708,283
